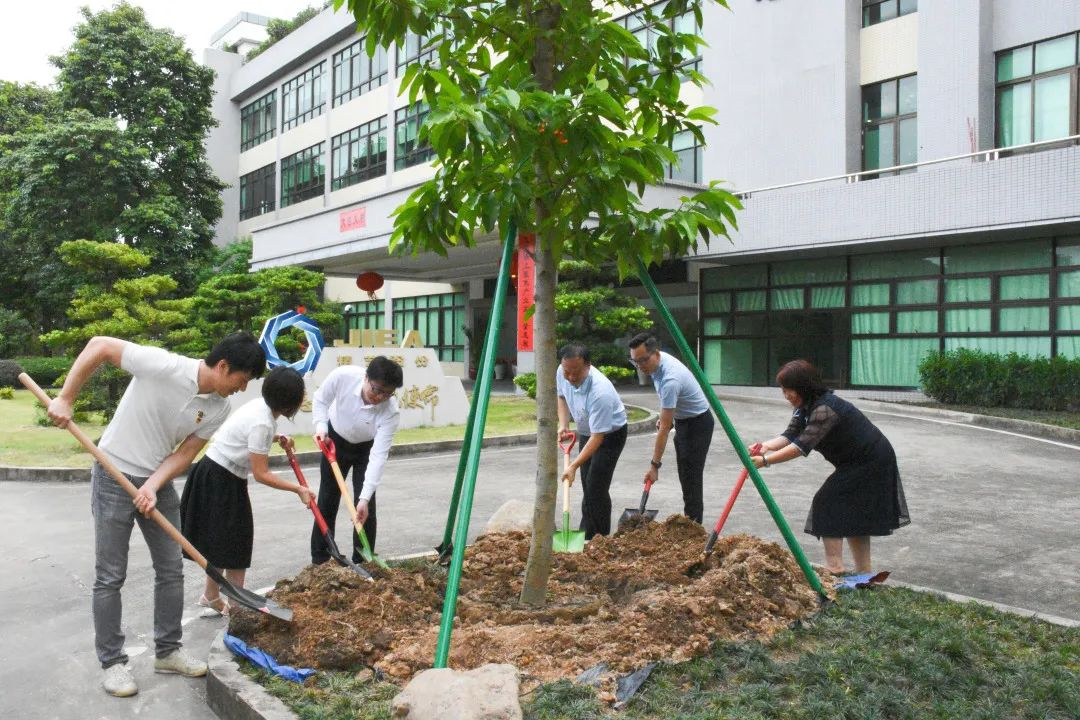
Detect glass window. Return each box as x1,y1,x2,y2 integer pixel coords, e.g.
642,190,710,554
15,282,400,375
732,315,767,334
281,63,326,131
332,117,388,190
394,102,434,170
1058,336,1080,359
240,91,276,151
851,249,940,280
702,293,731,312
392,292,464,361
811,285,846,308
1057,305,1080,330
997,46,1033,82
852,312,890,334
702,338,768,385
996,32,1078,148
1057,236,1080,266
703,317,728,335
944,277,991,303
1058,270,1080,297
999,274,1049,300
701,265,767,290
771,288,803,310
896,279,938,304
396,31,437,75
862,0,916,29
863,75,917,174
343,299,385,333
946,336,1050,358
897,310,937,333
622,3,702,77
771,257,847,285
1033,73,1071,141
945,308,991,332
851,338,936,387
945,239,1052,273
852,283,890,306
735,291,766,312
280,143,324,207
239,163,275,220
997,83,1032,146
333,39,387,106
1000,306,1049,331
1035,34,1077,74
669,129,703,184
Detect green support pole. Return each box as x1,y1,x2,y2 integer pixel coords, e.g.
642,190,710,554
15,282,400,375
635,259,827,597
434,221,517,667
436,343,485,559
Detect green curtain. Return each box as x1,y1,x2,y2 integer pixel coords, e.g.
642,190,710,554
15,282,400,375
897,310,937,333
703,317,728,335
771,288,803,310
1057,336,1080,359
945,308,991,332
703,338,768,385
1000,274,1049,300
811,285,845,308
945,277,991,302
702,292,731,312
945,336,1051,358
999,306,1049,331
1034,74,1070,142
945,239,1051,273
701,265,767,291
851,338,937,386
1057,305,1080,331
852,312,889,334
852,284,890,306
771,258,846,285
897,279,938,304
736,290,766,311
851,249,940,280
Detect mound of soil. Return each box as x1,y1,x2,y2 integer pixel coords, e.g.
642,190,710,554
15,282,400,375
230,516,829,692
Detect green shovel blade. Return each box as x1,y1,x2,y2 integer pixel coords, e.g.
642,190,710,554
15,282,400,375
552,510,586,553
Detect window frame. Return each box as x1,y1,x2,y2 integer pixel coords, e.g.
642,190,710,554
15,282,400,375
861,73,918,176
281,62,326,132
239,163,276,220
862,0,917,29
395,31,437,76
392,292,466,362
240,90,276,151
994,31,1079,149
280,143,325,208
331,116,388,190
333,38,388,107
394,102,434,170
668,128,703,183
621,1,702,78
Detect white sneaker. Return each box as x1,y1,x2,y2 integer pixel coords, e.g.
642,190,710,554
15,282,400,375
153,649,207,677
103,664,138,697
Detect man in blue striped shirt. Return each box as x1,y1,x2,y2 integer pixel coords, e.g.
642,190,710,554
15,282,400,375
629,332,713,523
556,343,629,538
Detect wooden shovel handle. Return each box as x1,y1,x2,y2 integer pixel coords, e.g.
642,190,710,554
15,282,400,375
19,372,212,570
315,435,366,536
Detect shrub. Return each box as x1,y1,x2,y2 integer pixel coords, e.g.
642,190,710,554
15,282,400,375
918,349,1080,411
12,356,72,388
514,372,537,399
0,387,13,400
0,360,23,388
33,389,94,426
597,365,635,384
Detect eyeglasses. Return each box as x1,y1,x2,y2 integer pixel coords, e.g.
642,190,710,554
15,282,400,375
368,380,395,398
628,352,653,366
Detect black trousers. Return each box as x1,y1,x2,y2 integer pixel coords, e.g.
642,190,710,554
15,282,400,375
576,423,628,539
310,422,378,565
673,410,714,523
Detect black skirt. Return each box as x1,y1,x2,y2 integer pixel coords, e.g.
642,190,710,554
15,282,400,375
180,456,253,569
805,435,910,539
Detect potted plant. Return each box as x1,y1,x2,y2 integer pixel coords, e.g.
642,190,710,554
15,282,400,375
494,358,509,380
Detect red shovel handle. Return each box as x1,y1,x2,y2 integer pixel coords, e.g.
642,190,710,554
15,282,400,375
314,434,337,463
712,442,762,535
558,432,577,456
282,440,331,535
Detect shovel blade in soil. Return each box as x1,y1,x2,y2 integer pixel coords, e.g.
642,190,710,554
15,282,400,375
552,512,586,553
617,508,658,530
206,565,293,621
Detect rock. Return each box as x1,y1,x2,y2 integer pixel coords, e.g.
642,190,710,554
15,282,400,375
482,500,534,534
391,663,522,720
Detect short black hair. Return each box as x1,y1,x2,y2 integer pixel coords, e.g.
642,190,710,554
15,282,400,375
206,332,266,379
558,343,590,363
628,332,659,353
262,366,305,415
367,356,404,389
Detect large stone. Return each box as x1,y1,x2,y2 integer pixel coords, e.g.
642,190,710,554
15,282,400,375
391,664,521,720
483,500,533,534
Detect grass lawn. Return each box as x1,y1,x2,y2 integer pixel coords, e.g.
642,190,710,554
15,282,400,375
0,391,650,467
903,402,1080,432
244,586,1080,720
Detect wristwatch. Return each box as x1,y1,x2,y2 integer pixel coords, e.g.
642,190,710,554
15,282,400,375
650,459,662,469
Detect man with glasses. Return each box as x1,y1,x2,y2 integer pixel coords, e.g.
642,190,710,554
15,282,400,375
310,355,403,564
556,343,629,538
628,332,713,523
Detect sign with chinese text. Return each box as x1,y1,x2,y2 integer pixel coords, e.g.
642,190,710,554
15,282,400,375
339,207,367,233
516,234,535,351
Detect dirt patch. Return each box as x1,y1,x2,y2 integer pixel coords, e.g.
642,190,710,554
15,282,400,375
230,516,830,692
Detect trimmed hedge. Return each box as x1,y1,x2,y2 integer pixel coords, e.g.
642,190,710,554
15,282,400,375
513,372,537,399
918,349,1080,411
0,356,72,388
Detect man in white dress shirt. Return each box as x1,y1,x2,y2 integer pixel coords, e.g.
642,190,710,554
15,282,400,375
310,355,403,564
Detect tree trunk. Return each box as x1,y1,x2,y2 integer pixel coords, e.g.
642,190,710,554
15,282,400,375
519,234,559,606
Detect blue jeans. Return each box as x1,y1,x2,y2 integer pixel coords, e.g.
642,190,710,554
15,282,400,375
90,463,184,668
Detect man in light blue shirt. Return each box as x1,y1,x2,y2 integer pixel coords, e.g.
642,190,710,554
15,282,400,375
556,343,629,538
629,332,713,523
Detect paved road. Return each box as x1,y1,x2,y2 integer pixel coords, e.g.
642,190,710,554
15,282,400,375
2,393,1078,719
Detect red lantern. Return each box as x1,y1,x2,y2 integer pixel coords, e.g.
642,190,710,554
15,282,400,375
356,271,384,301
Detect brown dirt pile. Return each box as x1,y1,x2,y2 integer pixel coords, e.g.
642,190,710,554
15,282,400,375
230,516,828,689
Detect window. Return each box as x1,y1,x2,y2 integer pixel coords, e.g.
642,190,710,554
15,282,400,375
996,32,1078,148
343,300,385,334
239,163,275,220
280,143,324,207
395,102,434,170
862,0,917,28
863,74,917,174
281,62,326,131
392,293,465,362
668,129,703,183
622,2,702,77
332,117,388,190
396,31,437,75
240,91,276,151
333,39,387,106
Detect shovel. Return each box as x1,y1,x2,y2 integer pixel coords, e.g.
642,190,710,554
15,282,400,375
314,435,390,570
20,373,293,622
281,441,372,582
552,433,586,553
617,474,658,531
703,442,762,556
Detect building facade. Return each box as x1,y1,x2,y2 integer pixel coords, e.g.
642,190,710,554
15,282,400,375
203,0,1080,387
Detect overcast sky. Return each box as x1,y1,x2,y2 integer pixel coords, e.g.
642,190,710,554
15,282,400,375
2,0,316,87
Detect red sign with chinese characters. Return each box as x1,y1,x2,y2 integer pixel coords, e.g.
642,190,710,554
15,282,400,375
516,234,536,351
339,207,367,233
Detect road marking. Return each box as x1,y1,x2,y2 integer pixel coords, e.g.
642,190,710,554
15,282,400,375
863,409,1080,450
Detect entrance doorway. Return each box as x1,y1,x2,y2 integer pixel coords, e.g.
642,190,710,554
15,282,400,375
768,311,849,387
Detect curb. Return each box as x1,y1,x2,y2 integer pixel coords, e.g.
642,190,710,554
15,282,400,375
890,581,1080,627
0,406,659,482
207,631,297,720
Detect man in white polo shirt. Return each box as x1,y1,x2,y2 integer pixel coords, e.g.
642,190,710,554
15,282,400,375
556,343,629,538
310,355,403,565
47,333,265,698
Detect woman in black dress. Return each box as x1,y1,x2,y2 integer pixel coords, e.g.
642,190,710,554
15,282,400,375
749,359,909,574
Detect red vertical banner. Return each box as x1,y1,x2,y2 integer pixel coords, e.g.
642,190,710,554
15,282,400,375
516,234,536,352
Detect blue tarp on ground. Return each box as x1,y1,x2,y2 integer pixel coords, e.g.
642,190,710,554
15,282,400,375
834,570,891,590
223,632,316,684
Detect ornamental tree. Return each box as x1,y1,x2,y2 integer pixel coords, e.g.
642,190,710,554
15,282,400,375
337,0,740,604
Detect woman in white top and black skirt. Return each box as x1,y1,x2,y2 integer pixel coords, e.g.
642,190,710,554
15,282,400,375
180,366,314,617
748,359,910,575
